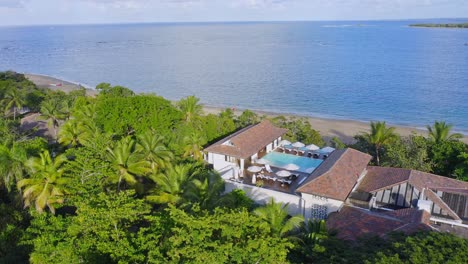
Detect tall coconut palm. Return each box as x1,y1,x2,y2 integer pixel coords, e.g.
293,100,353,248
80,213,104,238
253,198,304,237
2,87,25,120
182,132,205,161
136,131,173,173
365,121,398,166
427,121,462,143
40,99,66,138
146,164,194,205
106,137,151,191
58,119,90,147
17,150,69,214
0,144,27,193
297,219,328,256
177,95,203,123
185,170,225,210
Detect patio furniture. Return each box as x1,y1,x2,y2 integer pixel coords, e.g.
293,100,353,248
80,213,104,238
305,144,320,151
265,164,274,173
276,170,292,177
247,166,263,173
292,142,305,148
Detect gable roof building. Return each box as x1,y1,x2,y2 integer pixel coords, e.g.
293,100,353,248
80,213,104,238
355,166,468,222
205,120,287,159
296,148,372,201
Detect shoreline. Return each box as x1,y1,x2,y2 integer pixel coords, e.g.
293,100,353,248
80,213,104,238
24,73,468,144
203,106,468,144
24,73,98,97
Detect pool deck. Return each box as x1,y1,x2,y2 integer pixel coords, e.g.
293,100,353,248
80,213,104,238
239,149,324,194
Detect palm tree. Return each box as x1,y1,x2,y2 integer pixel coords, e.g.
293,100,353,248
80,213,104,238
427,121,462,143
0,144,27,193
182,132,205,161
58,120,89,147
40,100,66,138
146,164,194,205
365,121,398,166
17,150,69,214
106,137,151,191
177,95,203,123
2,87,25,120
297,219,328,256
253,198,304,237
185,170,225,210
136,131,173,173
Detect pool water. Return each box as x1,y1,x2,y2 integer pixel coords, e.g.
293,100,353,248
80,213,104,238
262,152,323,173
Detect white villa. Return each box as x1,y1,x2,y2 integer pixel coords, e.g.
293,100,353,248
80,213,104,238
204,120,468,239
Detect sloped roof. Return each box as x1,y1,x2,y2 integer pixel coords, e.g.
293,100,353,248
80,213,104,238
296,148,372,201
327,206,431,241
204,120,287,159
357,167,412,193
356,166,468,221
357,166,468,194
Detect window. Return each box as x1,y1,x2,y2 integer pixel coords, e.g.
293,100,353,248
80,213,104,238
310,204,328,220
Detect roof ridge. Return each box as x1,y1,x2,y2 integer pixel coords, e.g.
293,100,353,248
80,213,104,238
303,148,349,184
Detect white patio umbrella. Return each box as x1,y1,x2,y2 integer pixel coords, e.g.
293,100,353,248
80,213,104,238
279,140,291,146
247,166,263,173
276,170,292,178
292,141,305,148
283,163,300,171
320,147,336,153
255,158,269,165
305,144,320,151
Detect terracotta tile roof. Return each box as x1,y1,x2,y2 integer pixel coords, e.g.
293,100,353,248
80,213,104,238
296,148,372,201
327,206,432,241
424,189,462,221
357,166,412,193
382,207,431,224
204,120,288,159
356,166,468,221
357,166,468,194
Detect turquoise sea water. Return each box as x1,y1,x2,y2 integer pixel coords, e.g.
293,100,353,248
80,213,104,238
262,152,323,173
0,20,467,132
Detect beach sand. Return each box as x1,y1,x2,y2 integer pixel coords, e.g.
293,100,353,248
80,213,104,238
203,106,468,144
25,73,97,97
24,73,468,144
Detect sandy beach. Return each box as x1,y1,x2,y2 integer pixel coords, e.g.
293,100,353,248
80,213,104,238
25,73,468,144
204,106,468,144
25,73,98,97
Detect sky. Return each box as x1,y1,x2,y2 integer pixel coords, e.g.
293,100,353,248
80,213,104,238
0,0,467,26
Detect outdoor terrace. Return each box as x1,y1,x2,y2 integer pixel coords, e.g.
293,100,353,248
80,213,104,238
241,168,310,194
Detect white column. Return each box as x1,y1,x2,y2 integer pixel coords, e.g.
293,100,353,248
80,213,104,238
240,159,245,175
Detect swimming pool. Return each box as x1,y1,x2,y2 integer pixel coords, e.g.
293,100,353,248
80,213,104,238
262,152,323,173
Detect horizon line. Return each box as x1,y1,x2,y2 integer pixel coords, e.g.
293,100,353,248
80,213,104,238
1,17,467,28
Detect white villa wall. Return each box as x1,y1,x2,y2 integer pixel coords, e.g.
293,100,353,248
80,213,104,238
225,182,304,216
209,153,236,171
301,193,344,219
225,182,344,219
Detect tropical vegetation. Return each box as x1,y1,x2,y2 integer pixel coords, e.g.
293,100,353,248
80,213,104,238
0,71,467,263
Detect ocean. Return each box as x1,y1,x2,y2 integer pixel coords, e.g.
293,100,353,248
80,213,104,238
1,20,467,132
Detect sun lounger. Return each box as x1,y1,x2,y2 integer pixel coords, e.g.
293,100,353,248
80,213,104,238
265,164,273,173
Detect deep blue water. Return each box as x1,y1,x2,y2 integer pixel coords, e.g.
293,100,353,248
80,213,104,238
1,20,467,132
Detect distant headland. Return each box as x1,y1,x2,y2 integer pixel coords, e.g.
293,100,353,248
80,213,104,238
410,23,468,28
